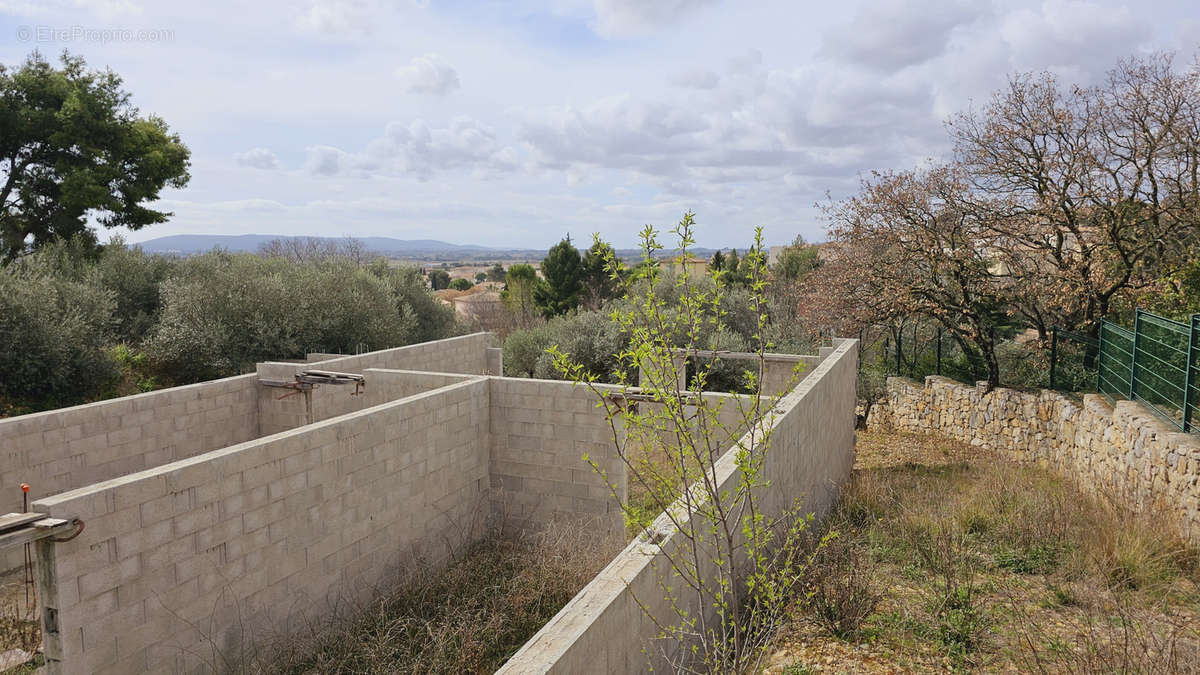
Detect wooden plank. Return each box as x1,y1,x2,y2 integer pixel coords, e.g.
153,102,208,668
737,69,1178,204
0,512,46,533
33,518,69,529
37,537,63,675
0,519,76,550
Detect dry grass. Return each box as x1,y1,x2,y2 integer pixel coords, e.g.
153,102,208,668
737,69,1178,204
0,522,607,675
250,525,610,674
766,431,1200,674
0,573,39,673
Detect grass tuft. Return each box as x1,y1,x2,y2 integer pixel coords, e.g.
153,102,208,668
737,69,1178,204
773,431,1200,673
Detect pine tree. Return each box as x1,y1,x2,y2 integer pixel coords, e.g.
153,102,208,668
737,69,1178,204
534,237,584,317
725,248,742,284
710,249,725,273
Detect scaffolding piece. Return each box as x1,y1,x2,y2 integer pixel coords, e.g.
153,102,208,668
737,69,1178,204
0,511,84,675
258,369,368,425
259,369,366,393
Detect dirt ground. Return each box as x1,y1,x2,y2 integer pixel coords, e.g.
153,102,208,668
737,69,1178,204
762,431,1200,674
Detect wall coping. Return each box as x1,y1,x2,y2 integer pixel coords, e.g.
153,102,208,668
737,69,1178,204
498,337,859,671
34,376,489,509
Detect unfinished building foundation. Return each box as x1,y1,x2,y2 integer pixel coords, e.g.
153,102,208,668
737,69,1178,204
1,333,858,674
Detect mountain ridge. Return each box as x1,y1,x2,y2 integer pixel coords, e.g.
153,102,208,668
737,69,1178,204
134,234,499,255
132,234,733,258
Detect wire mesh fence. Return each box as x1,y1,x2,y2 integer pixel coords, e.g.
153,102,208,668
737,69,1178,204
867,324,1097,394
1097,310,1198,433
1049,328,1099,394
862,310,1197,434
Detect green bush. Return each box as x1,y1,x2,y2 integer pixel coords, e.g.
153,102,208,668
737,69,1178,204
0,267,118,410
371,262,459,344
144,253,454,382
503,322,554,378
531,311,628,382
503,311,629,382
95,240,174,342
19,235,175,343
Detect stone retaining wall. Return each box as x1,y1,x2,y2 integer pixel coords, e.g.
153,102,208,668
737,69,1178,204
868,376,1200,540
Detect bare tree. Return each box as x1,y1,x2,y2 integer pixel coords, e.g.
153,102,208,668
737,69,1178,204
949,53,1200,336
819,167,1009,387
258,236,372,264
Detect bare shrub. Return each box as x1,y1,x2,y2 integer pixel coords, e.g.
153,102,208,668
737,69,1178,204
1014,588,1200,674
898,511,988,659
804,532,882,639
0,576,39,655
249,524,609,674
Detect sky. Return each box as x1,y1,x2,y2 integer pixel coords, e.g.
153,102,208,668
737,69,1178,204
1,0,1198,250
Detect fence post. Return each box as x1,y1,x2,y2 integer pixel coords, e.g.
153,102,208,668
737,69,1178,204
1096,321,1105,395
1049,328,1058,390
936,328,943,376
1130,309,1142,401
896,330,902,377
1185,314,1197,433
911,323,918,377
857,328,863,375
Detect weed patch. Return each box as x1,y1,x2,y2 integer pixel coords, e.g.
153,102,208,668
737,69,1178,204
767,431,1200,674
254,527,608,674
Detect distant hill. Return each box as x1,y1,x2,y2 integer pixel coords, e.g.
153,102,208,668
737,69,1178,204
132,234,734,263
135,234,501,256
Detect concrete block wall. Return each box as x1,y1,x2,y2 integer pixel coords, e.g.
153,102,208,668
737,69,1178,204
488,378,628,547
256,333,494,435
499,338,858,673
0,374,260,571
33,377,492,674
362,370,478,406
759,354,823,398
15,329,852,673
638,391,766,457
868,375,1200,541
0,335,491,511
647,349,826,397
255,367,476,436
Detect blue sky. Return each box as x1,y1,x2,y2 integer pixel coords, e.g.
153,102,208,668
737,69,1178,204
1,0,1198,249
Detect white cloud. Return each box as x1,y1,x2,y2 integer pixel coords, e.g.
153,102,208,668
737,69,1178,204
1000,0,1153,81
305,145,345,176
295,0,374,35
233,147,280,170
821,0,984,72
520,94,708,173
15,0,1190,249
590,0,719,37
0,0,139,13
306,117,515,179
669,67,718,89
395,53,461,95
517,56,942,193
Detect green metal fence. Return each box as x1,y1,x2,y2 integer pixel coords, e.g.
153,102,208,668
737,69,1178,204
1049,327,1099,392
1097,309,1199,433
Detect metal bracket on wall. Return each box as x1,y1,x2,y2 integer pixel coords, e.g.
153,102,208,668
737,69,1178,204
260,369,366,396
259,370,368,425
